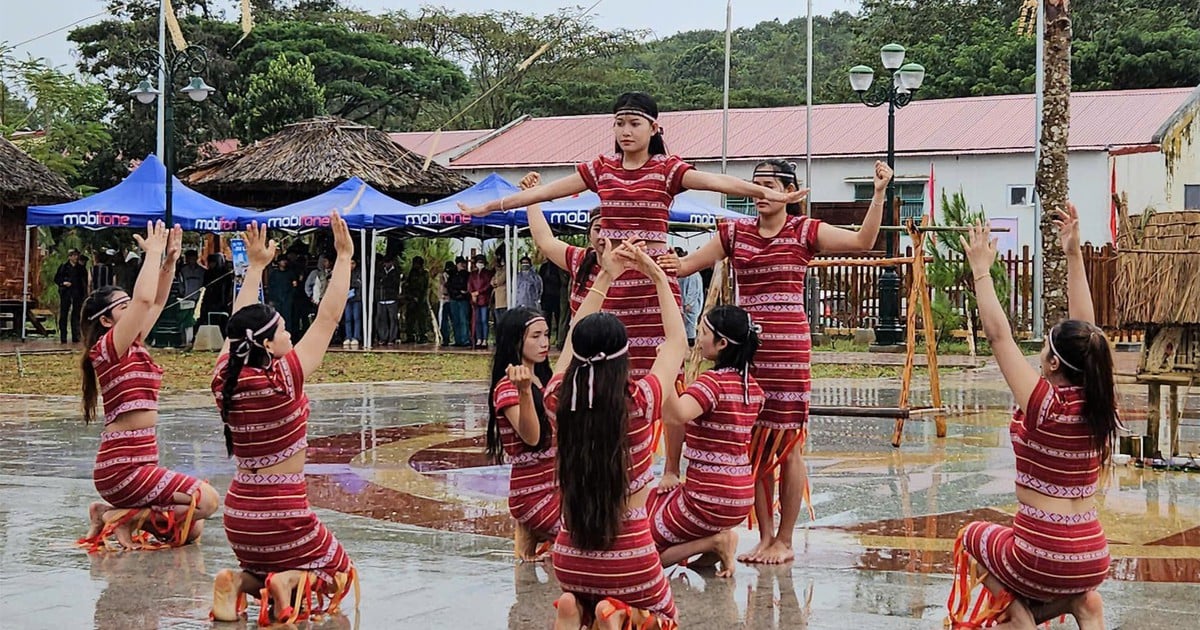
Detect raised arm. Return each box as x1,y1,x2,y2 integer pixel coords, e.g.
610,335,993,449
503,364,542,447
295,212,353,377
964,223,1039,413
520,172,572,270
624,245,688,388
659,233,726,278
138,225,183,341
553,239,621,375
682,170,808,206
111,221,169,356
459,172,588,217
1055,201,1095,324
219,222,277,356
815,161,892,254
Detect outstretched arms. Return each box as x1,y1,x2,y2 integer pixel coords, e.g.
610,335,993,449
815,161,892,254
458,172,588,217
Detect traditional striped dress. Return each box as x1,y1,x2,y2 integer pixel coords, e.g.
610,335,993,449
948,378,1110,626
649,368,762,550
212,350,351,586
719,215,820,475
493,376,560,539
91,330,200,510
569,153,690,380
547,373,677,626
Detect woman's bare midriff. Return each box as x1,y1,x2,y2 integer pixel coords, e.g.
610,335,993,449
1016,486,1096,516
239,450,306,476
103,409,157,433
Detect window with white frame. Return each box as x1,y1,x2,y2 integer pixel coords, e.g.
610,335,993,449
1185,184,1200,210
1008,185,1034,207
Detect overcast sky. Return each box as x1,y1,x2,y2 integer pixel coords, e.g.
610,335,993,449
3,0,860,70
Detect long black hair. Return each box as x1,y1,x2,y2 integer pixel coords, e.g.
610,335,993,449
754,158,804,216
572,208,603,291
1048,319,1119,465
79,286,125,424
705,305,762,403
557,312,631,550
487,307,554,464
219,304,281,456
612,92,667,156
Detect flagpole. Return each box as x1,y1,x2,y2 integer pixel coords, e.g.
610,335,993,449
156,0,166,158
805,0,813,191
1031,1,1045,340
721,0,732,174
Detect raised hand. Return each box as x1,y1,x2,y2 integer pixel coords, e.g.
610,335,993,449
507,364,533,393
598,238,631,278
133,220,169,256
765,187,810,205
617,240,663,279
873,160,894,192
961,221,998,277
164,224,183,263
656,472,681,494
656,249,681,274
1052,201,1082,253
330,211,354,259
243,221,278,268
457,201,489,217
519,172,541,190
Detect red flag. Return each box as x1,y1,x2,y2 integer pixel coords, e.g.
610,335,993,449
926,161,936,221
1109,159,1119,246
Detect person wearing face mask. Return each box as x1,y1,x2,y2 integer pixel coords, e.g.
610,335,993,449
468,255,494,349
514,256,542,310
491,249,508,321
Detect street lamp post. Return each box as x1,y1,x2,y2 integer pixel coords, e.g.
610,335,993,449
129,46,215,226
848,44,925,348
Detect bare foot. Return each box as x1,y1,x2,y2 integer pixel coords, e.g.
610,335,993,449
106,512,139,550
1070,591,1105,630
714,529,739,578
737,535,773,563
595,599,628,630
266,570,307,622
211,568,243,621
757,539,795,565
514,523,548,563
993,598,1036,630
553,593,583,630
84,501,111,539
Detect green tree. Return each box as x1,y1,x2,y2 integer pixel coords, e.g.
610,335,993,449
927,190,1010,344
231,53,326,142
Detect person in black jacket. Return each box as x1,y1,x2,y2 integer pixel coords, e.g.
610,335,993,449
55,249,88,343
538,260,564,343
197,253,233,335
447,257,471,347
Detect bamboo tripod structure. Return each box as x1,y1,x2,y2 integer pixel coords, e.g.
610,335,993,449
683,219,946,447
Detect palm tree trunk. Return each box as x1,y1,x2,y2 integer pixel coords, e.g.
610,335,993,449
1037,0,1073,331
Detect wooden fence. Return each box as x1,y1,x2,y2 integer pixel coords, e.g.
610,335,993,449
810,243,1133,340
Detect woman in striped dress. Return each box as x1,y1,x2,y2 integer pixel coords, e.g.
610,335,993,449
651,305,764,578
487,307,558,561
209,217,357,625
665,159,892,564
947,205,1112,629
549,240,689,630
459,93,804,381
78,221,220,552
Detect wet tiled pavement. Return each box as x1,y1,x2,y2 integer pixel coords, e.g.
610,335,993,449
0,368,1197,629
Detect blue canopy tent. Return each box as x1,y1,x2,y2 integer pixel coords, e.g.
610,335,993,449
22,154,255,340
371,173,518,236
483,190,745,232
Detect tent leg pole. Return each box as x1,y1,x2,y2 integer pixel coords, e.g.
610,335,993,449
362,229,371,350
21,227,32,342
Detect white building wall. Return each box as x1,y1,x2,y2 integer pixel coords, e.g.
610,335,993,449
456,148,1135,251
1116,151,1170,214
1164,104,1200,210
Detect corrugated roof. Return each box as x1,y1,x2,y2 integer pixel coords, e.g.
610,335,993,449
389,129,493,158
450,88,1196,168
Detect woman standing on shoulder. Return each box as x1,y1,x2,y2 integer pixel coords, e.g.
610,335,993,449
78,221,220,552
209,216,358,625
662,159,892,565
946,203,1113,629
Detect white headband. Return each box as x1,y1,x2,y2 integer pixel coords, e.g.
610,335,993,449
89,295,131,321
614,108,657,123
705,311,762,403
570,344,630,411
234,312,282,359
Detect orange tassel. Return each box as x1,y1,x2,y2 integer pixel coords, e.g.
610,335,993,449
944,527,1014,628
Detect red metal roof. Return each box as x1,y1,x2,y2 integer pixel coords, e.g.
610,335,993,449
389,129,493,158
450,88,1196,168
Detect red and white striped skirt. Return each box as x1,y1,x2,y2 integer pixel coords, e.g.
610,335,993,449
647,461,753,550
949,503,1110,625
223,472,352,587
552,507,677,625
508,460,561,539
93,427,201,509
745,306,811,432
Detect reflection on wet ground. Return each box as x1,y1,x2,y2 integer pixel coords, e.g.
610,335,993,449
0,371,1197,628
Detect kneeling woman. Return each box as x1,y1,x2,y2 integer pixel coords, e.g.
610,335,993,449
550,240,688,630
210,217,357,625
948,205,1113,629
487,306,558,561
652,305,764,577
79,221,220,551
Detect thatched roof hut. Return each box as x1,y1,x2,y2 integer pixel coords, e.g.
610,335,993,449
1114,208,1200,327
179,117,473,208
0,136,77,208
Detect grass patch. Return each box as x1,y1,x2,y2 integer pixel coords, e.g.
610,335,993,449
0,349,934,397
